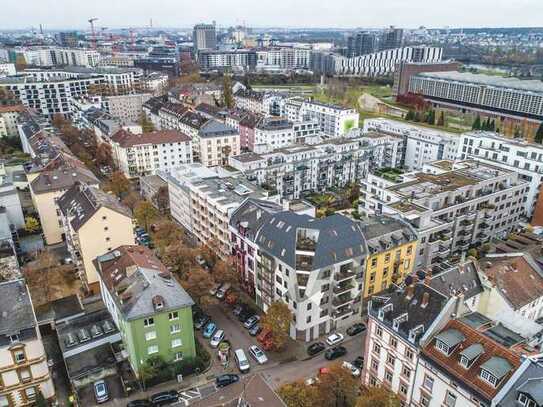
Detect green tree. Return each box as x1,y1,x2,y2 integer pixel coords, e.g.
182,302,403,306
134,201,159,231
437,111,445,126
24,216,40,233
535,122,543,144
472,114,481,130
223,74,234,108
316,362,359,407
138,113,155,133
261,301,293,351
278,381,320,407
34,391,48,407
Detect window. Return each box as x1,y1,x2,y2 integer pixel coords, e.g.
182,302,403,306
102,216,107,220
306,316,312,323
371,258,377,267
13,350,25,364
18,368,31,382
384,253,391,262
405,348,414,361
376,326,383,337
480,369,498,386
0,395,8,407
399,382,408,396
24,387,36,401
371,358,379,371
402,366,411,379
147,345,158,354
171,338,182,348
435,339,450,355
518,393,537,407
390,337,397,349
174,352,183,361
385,370,393,383
9,334,20,343
169,311,179,321
373,343,381,355
420,394,430,407
386,354,395,366
144,317,154,327
170,324,180,334
444,391,457,407
145,331,157,341
423,375,434,391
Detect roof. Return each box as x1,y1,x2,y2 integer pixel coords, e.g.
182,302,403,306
429,261,483,300
517,376,543,405
358,215,417,254
199,119,238,138
479,254,543,310
0,279,35,336
95,246,194,321
30,164,99,194
57,183,132,231
0,105,25,113
422,319,522,401
230,198,283,242
111,129,191,148
496,356,543,406
179,111,209,130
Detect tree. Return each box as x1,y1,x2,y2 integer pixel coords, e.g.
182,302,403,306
152,221,185,254
223,74,234,108
153,186,169,214
138,113,155,133
467,248,479,259
139,355,165,389
437,111,445,126
34,391,48,407
316,362,359,407
181,267,215,307
472,114,481,130
105,171,130,198
261,301,292,351
356,386,401,407
535,122,543,144
198,239,220,269
278,381,320,407
134,201,159,231
24,216,40,234
96,143,113,168
162,243,198,277
212,259,239,287
122,191,142,211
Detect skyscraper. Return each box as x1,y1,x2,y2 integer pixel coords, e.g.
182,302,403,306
193,23,217,55
347,32,376,57
379,27,404,51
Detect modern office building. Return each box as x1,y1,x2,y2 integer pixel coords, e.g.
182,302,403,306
379,27,404,51
198,50,257,72
346,32,377,57
392,61,461,96
193,23,217,54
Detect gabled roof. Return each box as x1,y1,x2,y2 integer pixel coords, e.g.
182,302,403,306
517,377,543,405
435,328,465,348
429,260,483,300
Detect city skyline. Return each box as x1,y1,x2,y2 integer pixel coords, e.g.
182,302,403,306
3,0,543,30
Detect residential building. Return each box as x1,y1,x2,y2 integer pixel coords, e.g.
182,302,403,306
83,107,142,144
143,72,168,96
95,245,196,376
253,117,295,153
57,182,134,293
198,120,240,167
193,23,217,54
392,61,461,96
230,202,367,341
0,279,55,406
198,50,257,72
379,28,404,51
359,216,418,298
110,129,192,177
493,354,543,407
167,164,278,258
157,103,190,131
234,89,267,115
0,105,25,138
363,118,460,170
346,32,377,57
0,63,16,78
102,93,152,123
140,173,169,213
9,46,99,67
359,160,528,271
459,131,543,219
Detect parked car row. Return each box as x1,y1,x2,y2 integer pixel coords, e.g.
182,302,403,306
135,226,152,248
126,390,180,406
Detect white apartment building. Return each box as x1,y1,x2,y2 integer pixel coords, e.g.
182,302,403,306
0,105,25,138
253,117,295,153
110,129,192,177
198,121,240,167
255,47,312,71
234,89,267,115
12,47,100,67
167,164,278,258
157,103,189,131
363,118,459,170
459,131,543,218
102,93,152,123
0,63,16,78
359,160,528,271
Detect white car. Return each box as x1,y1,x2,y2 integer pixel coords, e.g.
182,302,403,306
342,361,361,377
210,329,225,348
326,333,344,346
209,283,222,296
248,345,268,364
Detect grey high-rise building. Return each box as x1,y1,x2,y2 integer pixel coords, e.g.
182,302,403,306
379,27,404,51
347,32,376,57
193,23,217,55
57,31,79,48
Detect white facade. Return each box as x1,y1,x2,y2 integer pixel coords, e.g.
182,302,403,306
253,119,295,153
102,93,152,123
0,63,15,78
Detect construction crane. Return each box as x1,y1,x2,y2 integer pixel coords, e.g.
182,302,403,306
88,17,98,49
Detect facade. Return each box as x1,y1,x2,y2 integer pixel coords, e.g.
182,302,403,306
359,160,528,271
392,61,461,96
110,129,192,177
230,201,367,341
10,47,99,67
102,93,152,123
363,118,459,170
198,50,257,72
458,131,543,218
193,24,217,54
253,117,295,153
198,120,240,167
346,32,376,57
95,246,196,376
379,28,404,51
0,280,55,406
57,183,135,293
0,63,16,78
234,89,267,115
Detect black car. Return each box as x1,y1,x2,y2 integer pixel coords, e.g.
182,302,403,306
238,309,253,323
352,356,364,369
307,341,326,356
194,314,210,330
150,390,179,406
216,373,240,388
127,400,152,407
324,346,347,360
346,323,366,336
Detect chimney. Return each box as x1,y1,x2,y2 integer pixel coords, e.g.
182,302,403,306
421,292,430,308
424,269,432,286
405,284,415,300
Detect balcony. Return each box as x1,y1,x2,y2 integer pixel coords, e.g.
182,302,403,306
333,306,354,319
334,269,356,282
479,222,490,230
333,293,354,308
456,241,470,250
438,246,450,256
333,281,355,295
466,212,477,221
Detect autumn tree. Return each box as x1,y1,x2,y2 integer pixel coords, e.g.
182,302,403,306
278,380,320,407
24,216,40,234
199,239,220,269
181,267,215,308
134,201,159,231
316,362,359,407
212,259,238,287
535,122,543,144
223,74,234,108
138,113,155,133
162,243,198,277
153,186,169,214
96,143,113,168
105,171,130,198
356,386,401,407
122,191,142,211
152,221,185,254
261,301,292,350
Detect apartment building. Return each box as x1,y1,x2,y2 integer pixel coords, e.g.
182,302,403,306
234,89,267,115
58,183,135,293
110,129,192,177
459,131,543,218
493,354,543,407
198,120,240,167
102,93,152,123
359,160,528,271
363,118,459,170
0,280,55,406
0,105,25,138
167,164,278,258
10,46,100,67
198,50,257,72
230,201,367,341
253,117,295,153
157,103,190,131
83,107,142,144
359,216,418,298
95,246,196,376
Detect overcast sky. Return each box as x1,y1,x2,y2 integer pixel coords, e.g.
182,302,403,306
3,0,543,30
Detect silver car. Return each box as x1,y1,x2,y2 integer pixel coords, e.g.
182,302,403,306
248,345,268,364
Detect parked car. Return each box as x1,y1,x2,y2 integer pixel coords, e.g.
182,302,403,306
248,345,268,364
234,348,251,373
94,380,109,404
209,283,222,296
342,361,361,377
203,322,217,339
249,324,262,337
215,374,240,388
324,346,347,360
194,314,210,330
238,308,253,323
243,315,260,329
307,342,326,356
232,304,244,316
216,283,231,300
210,329,225,348
352,356,364,369
127,400,152,407
150,390,179,406
325,333,344,346
346,323,366,336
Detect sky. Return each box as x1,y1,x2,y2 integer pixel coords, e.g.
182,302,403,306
3,0,543,30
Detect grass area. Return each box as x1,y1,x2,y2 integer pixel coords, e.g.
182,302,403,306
375,167,404,182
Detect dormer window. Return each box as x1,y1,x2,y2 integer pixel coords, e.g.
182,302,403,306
433,329,465,356
459,343,484,370
393,313,408,331
480,369,498,386
9,334,20,343
435,339,450,355
517,393,537,407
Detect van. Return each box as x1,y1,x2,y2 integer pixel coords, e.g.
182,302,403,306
234,348,250,373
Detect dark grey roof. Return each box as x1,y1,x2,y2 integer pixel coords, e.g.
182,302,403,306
256,212,367,270
517,377,543,405
229,198,283,242
0,279,35,336
430,261,483,300
460,343,484,361
199,119,238,138
480,356,513,379
435,328,466,348
30,165,98,194
460,312,493,330
359,215,417,253
484,323,525,348
497,357,543,407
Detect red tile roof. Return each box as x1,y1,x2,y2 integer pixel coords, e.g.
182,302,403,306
111,129,191,148
0,105,26,113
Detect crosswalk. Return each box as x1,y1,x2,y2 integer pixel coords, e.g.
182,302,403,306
177,388,201,406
